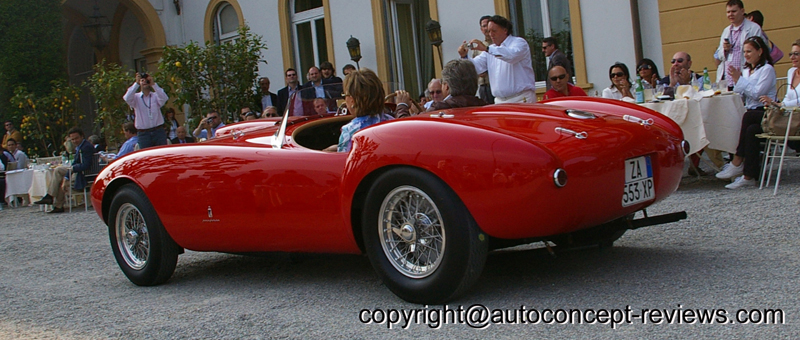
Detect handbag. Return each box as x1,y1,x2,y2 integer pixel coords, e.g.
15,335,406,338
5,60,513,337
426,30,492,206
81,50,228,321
769,40,783,63
761,104,800,136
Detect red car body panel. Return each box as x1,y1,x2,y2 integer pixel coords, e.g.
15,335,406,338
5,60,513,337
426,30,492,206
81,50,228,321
92,99,684,253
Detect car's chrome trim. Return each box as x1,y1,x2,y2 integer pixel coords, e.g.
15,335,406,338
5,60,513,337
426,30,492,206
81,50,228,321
555,127,588,139
553,168,568,188
566,109,596,119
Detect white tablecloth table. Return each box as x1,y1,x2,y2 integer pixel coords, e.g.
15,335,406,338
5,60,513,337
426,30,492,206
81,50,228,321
29,169,53,201
5,169,33,204
639,93,746,155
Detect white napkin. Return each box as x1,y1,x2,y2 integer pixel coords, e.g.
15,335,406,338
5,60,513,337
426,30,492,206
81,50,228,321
675,85,696,99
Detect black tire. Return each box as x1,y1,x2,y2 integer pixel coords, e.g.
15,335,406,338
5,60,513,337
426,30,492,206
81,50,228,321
362,168,488,304
108,184,181,286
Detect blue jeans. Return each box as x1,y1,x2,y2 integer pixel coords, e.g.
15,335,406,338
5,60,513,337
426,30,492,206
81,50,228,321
137,128,167,149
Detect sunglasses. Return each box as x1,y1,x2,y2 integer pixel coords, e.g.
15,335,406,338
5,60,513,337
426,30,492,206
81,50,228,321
541,45,551,50
610,72,625,78
637,64,652,71
550,74,567,81
430,90,442,94
671,58,685,64
789,52,800,57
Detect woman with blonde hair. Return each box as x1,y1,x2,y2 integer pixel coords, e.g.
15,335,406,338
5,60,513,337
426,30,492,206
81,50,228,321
336,68,394,152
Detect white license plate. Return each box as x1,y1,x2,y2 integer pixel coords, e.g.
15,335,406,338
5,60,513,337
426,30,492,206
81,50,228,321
622,156,655,207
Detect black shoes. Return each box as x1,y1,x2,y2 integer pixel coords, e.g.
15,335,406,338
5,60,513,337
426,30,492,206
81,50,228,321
34,195,54,205
47,207,65,214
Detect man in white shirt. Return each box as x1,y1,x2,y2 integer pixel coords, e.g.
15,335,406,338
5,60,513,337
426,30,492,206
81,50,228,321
459,15,536,103
123,72,169,148
4,138,28,169
713,0,766,88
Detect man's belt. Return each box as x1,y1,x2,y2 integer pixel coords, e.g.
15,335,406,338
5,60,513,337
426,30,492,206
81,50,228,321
138,126,162,133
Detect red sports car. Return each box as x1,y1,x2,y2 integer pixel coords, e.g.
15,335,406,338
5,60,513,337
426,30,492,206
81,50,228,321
91,92,688,304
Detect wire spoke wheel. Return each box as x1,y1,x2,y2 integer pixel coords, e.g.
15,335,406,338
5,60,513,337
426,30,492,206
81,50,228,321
116,203,150,270
379,186,445,278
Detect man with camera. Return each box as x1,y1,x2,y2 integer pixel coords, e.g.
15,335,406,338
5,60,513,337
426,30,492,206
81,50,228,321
123,72,169,148
193,110,225,140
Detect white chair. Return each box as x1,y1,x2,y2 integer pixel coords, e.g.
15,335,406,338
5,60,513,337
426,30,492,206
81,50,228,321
758,107,800,195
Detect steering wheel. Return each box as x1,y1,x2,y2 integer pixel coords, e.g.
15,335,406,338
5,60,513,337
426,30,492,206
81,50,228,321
384,92,424,113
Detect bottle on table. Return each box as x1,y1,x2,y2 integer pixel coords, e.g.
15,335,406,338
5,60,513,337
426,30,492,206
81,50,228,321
702,67,711,91
635,77,645,104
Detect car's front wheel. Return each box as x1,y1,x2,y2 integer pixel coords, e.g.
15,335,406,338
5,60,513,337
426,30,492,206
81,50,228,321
108,184,181,286
362,168,488,304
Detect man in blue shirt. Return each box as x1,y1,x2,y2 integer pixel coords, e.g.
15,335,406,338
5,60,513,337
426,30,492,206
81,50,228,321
193,110,225,140
117,122,139,157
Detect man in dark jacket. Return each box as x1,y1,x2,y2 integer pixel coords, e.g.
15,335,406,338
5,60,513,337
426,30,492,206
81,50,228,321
254,77,278,113
276,68,304,116
542,37,572,90
34,127,94,213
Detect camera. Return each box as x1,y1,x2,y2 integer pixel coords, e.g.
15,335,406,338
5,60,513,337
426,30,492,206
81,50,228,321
206,118,213,123
140,72,149,79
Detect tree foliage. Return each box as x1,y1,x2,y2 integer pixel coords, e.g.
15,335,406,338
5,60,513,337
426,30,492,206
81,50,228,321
85,61,133,148
0,0,65,122
10,81,82,157
159,26,266,124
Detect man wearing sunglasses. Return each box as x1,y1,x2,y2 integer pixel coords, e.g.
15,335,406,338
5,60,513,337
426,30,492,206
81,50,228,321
543,66,586,99
663,52,702,90
276,68,305,115
193,110,225,140
542,37,572,90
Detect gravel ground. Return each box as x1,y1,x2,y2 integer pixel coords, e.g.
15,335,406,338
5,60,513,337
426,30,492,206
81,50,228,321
1,160,799,339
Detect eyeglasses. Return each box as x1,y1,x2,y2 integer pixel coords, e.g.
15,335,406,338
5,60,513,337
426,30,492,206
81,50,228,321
4,124,11,127
610,72,625,78
671,58,685,64
430,90,442,94
286,73,297,77
550,74,567,81
637,64,652,71
789,52,800,57
541,45,551,50
209,116,219,120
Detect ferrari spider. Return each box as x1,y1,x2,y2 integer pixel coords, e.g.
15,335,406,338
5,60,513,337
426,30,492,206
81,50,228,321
92,86,688,304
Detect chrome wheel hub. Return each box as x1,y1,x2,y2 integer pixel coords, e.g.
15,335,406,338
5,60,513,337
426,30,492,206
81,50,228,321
378,186,445,279
116,203,150,270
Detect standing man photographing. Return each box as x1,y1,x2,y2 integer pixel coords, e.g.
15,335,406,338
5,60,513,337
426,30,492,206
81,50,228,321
123,72,169,148
459,15,536,103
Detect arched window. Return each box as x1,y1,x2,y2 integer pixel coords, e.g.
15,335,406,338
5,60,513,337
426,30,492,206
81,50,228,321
213,2,240,44
291,0,328,82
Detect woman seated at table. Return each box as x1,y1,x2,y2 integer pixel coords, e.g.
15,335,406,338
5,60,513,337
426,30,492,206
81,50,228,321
602,62,634,100
328,68,394,152
760,39,800,150
636,58,662,89
715,36,776,189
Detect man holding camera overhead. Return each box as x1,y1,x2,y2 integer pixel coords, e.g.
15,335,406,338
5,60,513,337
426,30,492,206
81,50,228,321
123,72,169,148
192,110,225,140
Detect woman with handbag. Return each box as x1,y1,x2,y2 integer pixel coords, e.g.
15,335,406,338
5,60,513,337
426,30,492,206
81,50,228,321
715,36,776,189
761,39,800,110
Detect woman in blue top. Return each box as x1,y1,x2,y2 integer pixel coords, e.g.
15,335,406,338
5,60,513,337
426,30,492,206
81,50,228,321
337,68,394,152
715,36,776,189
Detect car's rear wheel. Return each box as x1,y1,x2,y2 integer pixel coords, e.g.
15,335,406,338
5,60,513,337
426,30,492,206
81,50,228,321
108,184,180,286
362,168,488,304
